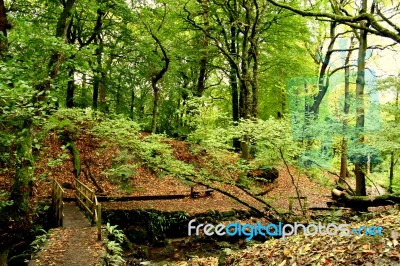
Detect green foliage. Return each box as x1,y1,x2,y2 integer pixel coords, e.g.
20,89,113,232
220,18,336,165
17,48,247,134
46,153,69,168
0,191,13,211
188,116,303,169
92,116,196,182
102,241,125,266
104,164,137,183
41,108,93,139
236,173,253,189
102,223,126,266
30,229,48,254
303,168,334,188
105,223,125,244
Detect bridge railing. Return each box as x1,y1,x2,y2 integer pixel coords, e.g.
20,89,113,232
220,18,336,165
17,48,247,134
75,178,102,240
52,179,64,227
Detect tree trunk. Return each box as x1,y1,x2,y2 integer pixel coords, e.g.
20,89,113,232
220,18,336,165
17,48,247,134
11,120,34,213
148,31,169,134
115,84,121,113
250,44,258,118
354,0,368,197
0,247,9,266
389,85,399,193
389,152,394,193
196,0,209,97
99,45,111,113
93,37,104,111
151,85,159,134
239,18,251,159
60,132,80,179
37,0,75,96
339,138,348,183
239,77,251,160
229,20,240,151
241,139,250,160
99,74,106,112
231,67,240,150
333,191,400,207
66,66,75,108
339,38,354,184
92,74,99,110
310,22,337,116
0,0,9,58
130,88,135,119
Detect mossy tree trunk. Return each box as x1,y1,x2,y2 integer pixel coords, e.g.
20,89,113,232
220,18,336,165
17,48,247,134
339,38,354,184
0,247,9,266
11,120,34,213
61,131,81,179
334,192,400,207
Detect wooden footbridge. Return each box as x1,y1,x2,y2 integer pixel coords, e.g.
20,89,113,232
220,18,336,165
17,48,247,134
28,179,104,266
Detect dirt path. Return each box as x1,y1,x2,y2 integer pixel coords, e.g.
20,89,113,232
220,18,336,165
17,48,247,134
29,202,105,266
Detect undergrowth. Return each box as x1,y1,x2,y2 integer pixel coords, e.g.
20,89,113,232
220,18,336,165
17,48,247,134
101,223,126,266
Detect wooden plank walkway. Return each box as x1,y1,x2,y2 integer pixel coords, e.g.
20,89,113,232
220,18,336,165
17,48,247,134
62,203,91,228
28,202,105,266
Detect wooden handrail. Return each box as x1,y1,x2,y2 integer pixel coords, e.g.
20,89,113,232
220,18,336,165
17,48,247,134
52,179,64,227
75,178,102,240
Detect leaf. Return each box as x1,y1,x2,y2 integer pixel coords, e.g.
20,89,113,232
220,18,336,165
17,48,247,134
362,244,370,250
389,251,400,259
283,249,291,257
311,253,321,261
362,250,376,255
278,260,286,266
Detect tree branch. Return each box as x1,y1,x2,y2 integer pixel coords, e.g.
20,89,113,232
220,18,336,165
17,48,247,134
265,0,400,43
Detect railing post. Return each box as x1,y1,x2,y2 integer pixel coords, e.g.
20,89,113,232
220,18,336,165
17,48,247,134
52,180,64,227
91,192,95,225
52,180,55,214
97,203,101,241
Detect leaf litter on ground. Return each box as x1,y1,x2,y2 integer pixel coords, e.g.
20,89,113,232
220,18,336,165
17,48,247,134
168,209,400,266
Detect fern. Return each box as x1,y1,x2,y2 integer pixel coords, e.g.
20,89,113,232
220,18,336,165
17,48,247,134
101,223,126,266
30,229,48,254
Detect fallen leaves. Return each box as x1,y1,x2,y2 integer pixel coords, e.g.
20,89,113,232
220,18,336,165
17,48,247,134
30,227,105,266
220,209,400,266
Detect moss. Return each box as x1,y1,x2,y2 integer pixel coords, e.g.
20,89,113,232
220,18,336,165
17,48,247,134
59,130,81,179
67,140,81,179
11,121,34,213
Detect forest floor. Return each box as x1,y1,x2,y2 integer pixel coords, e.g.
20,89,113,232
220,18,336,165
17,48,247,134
173,208,400,266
